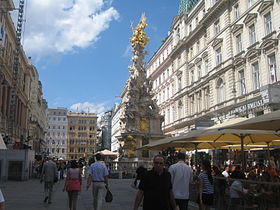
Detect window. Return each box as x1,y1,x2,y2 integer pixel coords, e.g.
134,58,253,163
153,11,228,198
238,70,246,95
252,62,260,90
236,34,242,53
190,70,194,84
264,12,272,35
204,87,210,110
249,24,256,45
214,20,220,35
197,91,202,112
204,59,209,75
167,87,170,99
196,41,200,53
167,109,170,124
172,106,176,121
248,0,253,8
178,101,183,119
268,54,277,83
190,95,195,114
178,55,181,67
234,4,240,19
190,47,193,58
217,78,224,103
178,77,182,91
197,65,201,79
215,47,222,65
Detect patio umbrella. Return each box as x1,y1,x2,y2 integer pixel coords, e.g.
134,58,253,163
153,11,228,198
193,129,280,170
95,149,118,157
222,110,280,131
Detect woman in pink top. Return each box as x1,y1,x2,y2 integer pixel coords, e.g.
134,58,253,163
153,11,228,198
63,160,82,210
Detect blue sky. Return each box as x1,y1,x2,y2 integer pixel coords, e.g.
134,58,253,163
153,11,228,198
17,0,179,114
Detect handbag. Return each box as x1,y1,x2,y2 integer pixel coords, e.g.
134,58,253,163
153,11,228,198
105,187,113,203
54,176,58,183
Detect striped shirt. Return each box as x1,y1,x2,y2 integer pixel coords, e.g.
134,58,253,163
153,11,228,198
198,172,214,194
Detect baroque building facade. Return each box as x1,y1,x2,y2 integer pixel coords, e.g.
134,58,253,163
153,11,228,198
0,0,48,152
97,110,112,151
67,112,97,159
147,0,280,136
46,108,68,159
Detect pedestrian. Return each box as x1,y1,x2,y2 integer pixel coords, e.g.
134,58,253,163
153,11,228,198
40,156,58,204
133,163,147,189
168,152,193,210
197,160,214,210
212,166,227,210
0,188,5,210
222,166,230,178
133,154,178,210
86,153,109,210
63,160,82,210
229,170,248,210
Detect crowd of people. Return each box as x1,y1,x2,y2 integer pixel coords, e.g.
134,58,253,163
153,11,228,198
132,153,280,210
29,152,280,210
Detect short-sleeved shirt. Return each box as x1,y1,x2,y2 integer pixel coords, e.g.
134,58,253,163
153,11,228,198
87,161,109,182
138,169,172,210
198,172,214,194
169,161,193,199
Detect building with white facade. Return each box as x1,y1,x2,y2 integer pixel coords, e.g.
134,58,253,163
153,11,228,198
111,103,122,152
46,108,68,159
147,0,280,136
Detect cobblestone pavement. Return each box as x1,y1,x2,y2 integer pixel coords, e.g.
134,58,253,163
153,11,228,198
0,178,137,210
0,178,200,210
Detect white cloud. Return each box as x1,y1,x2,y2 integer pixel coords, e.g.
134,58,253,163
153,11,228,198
70,102,107,115
20,0,119,57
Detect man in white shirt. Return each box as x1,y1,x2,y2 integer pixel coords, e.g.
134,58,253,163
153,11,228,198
222,166,229,178
169,153,193,210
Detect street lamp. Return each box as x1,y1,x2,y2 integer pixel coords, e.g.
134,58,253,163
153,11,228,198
232,79,249,118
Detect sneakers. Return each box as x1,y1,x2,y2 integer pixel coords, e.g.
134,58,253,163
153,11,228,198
44,196,48,203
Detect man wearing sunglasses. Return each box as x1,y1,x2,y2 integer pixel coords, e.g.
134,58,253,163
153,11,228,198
133,155,178,210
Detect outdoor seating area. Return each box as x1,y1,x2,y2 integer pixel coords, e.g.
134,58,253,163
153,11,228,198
137,110,280,209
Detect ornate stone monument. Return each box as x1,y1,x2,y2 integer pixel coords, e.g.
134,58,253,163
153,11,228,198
118,14,164,159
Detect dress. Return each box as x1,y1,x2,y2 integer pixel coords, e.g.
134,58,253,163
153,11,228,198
66,168,81,210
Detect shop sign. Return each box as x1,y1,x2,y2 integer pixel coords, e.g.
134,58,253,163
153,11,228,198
228,99,264,116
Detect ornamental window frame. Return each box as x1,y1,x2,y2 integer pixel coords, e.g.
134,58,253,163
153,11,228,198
251,61,260,90
264,12,273,35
